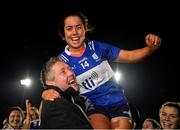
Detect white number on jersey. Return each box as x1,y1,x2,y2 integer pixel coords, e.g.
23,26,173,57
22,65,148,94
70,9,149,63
80,60,89,69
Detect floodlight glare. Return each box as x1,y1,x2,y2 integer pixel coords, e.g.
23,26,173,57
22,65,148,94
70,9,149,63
20,78,31,87
114,71,122,82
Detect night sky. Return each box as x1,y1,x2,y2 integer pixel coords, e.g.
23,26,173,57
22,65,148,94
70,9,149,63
0,1,179,128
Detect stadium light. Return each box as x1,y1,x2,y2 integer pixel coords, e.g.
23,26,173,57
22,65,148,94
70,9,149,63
20,78,31,87
114,70,122,82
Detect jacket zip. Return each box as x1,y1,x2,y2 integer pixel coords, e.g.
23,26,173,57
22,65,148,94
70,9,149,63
71,96,90,122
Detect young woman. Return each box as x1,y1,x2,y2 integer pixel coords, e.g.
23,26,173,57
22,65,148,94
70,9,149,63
159,101,180,130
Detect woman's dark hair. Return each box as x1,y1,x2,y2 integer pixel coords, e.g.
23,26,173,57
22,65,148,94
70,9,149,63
58,12,91,40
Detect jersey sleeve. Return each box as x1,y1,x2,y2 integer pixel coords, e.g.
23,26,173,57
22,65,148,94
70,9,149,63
95,41,121,61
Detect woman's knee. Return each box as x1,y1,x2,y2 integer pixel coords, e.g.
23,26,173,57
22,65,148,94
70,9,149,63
111,117,133,129
88,113,111,129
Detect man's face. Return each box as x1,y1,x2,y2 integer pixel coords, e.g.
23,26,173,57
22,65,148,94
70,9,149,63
160,106,180,130
8,110,22,129
48,61,79,91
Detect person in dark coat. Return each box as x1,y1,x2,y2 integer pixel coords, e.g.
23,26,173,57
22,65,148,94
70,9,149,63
40,57,94,129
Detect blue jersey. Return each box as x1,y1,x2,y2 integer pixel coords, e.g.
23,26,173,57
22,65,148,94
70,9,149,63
30,119,40,129
59,40,128,108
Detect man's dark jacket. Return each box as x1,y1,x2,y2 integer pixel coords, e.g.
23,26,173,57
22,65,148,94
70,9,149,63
40,86,93,129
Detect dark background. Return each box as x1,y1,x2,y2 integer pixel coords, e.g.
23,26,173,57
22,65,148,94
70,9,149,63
0,1,179,128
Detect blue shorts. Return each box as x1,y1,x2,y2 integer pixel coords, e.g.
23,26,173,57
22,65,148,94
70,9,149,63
88,103,132,119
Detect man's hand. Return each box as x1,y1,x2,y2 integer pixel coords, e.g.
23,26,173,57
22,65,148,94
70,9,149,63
42,89,60,101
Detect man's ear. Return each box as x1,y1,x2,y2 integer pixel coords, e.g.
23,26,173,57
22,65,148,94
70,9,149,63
45,80,55,86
